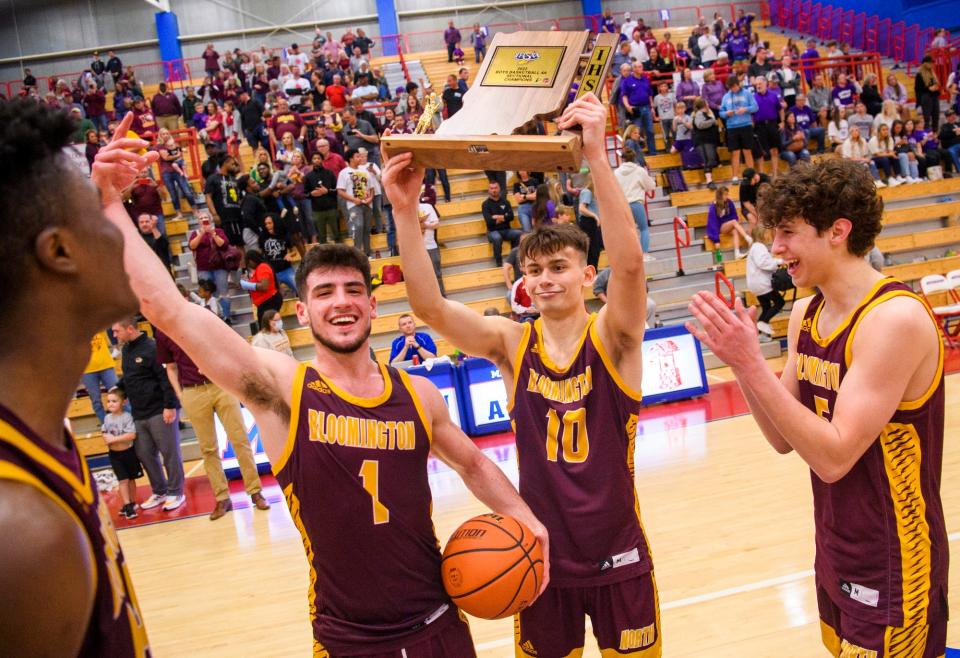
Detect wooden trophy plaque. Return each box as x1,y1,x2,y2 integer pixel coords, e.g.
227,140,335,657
382,31,618,173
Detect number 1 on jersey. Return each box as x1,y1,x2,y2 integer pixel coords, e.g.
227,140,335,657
545,408,590,463
359,460,390,525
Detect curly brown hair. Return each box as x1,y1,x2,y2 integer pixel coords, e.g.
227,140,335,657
758,159,883,257
295,243,372,297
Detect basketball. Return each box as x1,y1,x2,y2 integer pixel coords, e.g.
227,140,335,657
441,513,544,620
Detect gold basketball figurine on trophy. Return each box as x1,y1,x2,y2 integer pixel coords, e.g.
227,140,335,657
414,92,444,134
382,30,618,172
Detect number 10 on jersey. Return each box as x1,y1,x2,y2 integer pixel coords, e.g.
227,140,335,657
545,408,590,463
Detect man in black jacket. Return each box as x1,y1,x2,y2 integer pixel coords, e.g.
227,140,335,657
113,317,185,512
481,181,522,266
304,152,340,243
938,108,960,175
137,213,172,272
106,50,123,88
238,90,268,150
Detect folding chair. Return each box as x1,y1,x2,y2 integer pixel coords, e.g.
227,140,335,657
919,274,960,347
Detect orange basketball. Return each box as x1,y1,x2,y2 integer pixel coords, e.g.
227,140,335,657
441,513,544,619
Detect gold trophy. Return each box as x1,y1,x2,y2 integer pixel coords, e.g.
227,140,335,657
382,31,618,173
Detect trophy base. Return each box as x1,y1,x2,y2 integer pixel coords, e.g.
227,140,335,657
381,133,583,174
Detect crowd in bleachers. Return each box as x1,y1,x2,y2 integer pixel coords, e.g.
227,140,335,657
602,11,960,187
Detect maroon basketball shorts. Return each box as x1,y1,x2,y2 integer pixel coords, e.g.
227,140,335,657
316,608,476,658
817,584,948,658
514,570,662,658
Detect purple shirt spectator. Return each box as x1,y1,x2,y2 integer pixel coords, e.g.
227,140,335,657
832,81,857,108
800,47,820,83
706,199,738,243
754,90,781,122
621,74,653,108
151,91,181,117
702,80,727,111
444,26,462,46
675,79,701,109
729,35,749,60
790,105,818,130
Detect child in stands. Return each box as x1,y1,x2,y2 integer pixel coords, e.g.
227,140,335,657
745,224,784,338
102,388,143,519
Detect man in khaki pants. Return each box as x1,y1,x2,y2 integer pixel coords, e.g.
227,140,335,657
155,329,270,519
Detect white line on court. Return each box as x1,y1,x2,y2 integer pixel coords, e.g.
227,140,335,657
475,532,960,652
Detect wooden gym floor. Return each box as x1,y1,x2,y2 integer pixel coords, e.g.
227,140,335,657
116,367,959,657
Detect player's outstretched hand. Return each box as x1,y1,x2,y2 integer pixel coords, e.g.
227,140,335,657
555,92,608,162
685,292,762,370
380,129,425,214
91,112,159,206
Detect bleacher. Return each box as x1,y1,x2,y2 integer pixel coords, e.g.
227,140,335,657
70,20,960,457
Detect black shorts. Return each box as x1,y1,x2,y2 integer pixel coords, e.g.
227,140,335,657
109,446,143,481
726,125,754,151
755,120,781,152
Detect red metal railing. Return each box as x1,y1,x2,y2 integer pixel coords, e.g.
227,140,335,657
674,215,691,276
715,270,736,308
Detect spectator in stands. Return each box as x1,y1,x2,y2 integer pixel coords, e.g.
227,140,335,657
612,41,633,71
129,96,157,141
699,27,720,67
882,73,908,105
481,180,521,267
654,82,677,144
190,209,233,319
512,171,541,233
150,82,180,132
753,76,783,179
242,249,282,317
692,98,721,189
671,101,693,153
84,129,101,171
909,117,944,176
701,68,726,115
315,137,347,177
614,147,656,256
113,317,185,512
892,120,922,182
444,20,462,63
720,75,758,183
831,72,859,113
576,173,603,268
738,168,769,229
341,108,380,164
611,63,633,129
707,185,752,259
204,154,244,246
417,193,445,295
871,100,899,138
156,329,269,521
337,148,375,255
198,101,225,150
237,90,268,151
389,315,438,364
841,126,884,186
82,332,119,424
106,50,123,87
283,65,311,110
745,225,783,337
747,48,773,80
138,213,172,271
675,69,700,113
304,152,340,243
629,27,649,64
622,62,658,156
125,175,165,234
774,55,800,108
470,23,488,62
82,83,107,132
916,56,942,133
622,124,646,163
827,106,849,151
592,267,657,327
239,174,268,250
190,279,222,318
442,74,465,117
258,214,298,295
859,73,883,117
790,93,825,153
157,132,196,220
847,102,875,140
805,74,830,121
530,184,557,228
179,86,200,129
939,109,960,175
251,309,294,356
202,43,221,78
779,113,811,168
799,39,819,85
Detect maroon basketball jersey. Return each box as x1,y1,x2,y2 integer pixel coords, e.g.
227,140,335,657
273,362,459,655
796,277,948,627
0,403,150,657
509,314,651,587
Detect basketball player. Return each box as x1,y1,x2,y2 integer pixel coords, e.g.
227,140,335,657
93,115,548,657
386,93,661,657
687,159,948,657
0,103,151,655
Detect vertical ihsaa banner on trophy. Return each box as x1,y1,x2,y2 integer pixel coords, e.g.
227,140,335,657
481,46,566,87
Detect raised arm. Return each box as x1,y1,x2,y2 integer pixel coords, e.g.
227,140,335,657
382,145,522,365
412,376,549,595
92,115,296,439
558,94,647,376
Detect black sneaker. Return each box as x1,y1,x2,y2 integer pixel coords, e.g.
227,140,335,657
123,503,138,519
